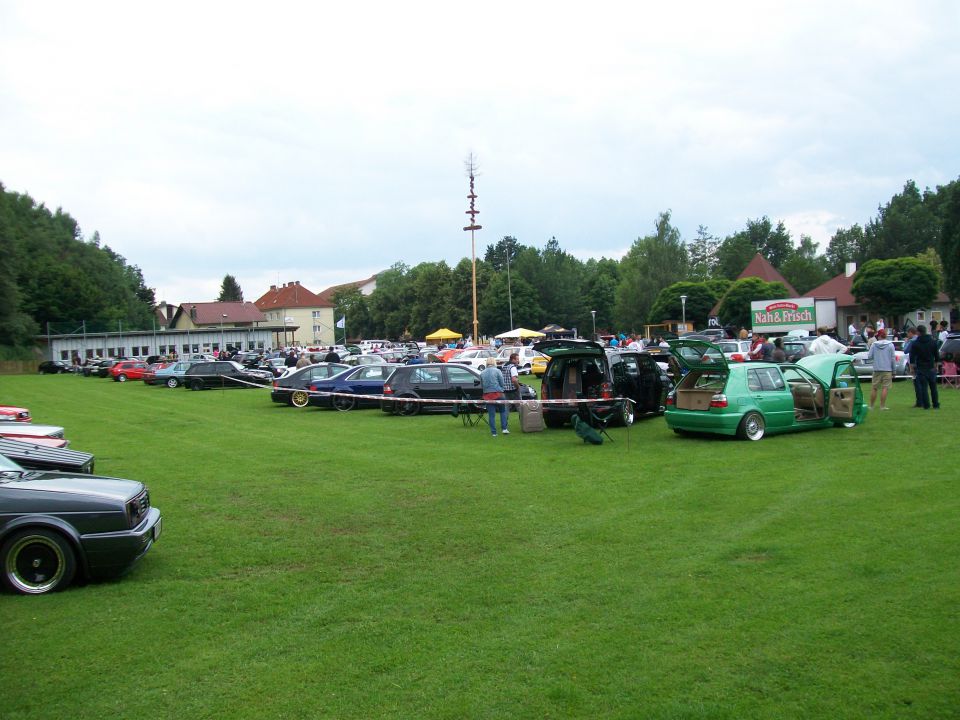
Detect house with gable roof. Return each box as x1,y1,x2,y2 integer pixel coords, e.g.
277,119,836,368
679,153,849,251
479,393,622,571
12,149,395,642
806,263,954,336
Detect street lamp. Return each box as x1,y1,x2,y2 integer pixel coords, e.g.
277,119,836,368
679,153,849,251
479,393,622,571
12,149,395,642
591,310,597,340
680,295,687,332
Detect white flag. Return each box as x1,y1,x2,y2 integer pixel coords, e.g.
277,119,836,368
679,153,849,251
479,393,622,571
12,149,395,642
336,316,345,329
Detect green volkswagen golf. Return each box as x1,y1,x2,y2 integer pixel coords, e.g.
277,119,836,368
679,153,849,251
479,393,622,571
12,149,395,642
664,340,868,441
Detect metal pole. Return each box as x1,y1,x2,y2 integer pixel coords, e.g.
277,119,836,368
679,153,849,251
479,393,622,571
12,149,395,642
506,242,513,330
591,310,596,340
463,154,482,345
680,295,687,331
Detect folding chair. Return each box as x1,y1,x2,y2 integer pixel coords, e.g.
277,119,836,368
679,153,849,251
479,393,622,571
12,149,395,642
452,386,484,428
577,397,620,443
941,361,958,389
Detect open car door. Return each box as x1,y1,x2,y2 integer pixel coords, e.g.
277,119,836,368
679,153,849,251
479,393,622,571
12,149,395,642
827,359,866,423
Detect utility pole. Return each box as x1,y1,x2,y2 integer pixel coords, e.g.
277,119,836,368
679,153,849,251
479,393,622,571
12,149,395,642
463,154,482,345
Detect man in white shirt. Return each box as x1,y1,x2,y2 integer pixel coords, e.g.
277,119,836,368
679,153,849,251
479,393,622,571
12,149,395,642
847,322,859,342
809,327,851,355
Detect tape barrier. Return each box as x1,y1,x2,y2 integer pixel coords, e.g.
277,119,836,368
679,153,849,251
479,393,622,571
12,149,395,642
223,375,637,407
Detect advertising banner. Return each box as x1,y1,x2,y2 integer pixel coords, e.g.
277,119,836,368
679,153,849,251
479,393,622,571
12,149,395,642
751,297,816,333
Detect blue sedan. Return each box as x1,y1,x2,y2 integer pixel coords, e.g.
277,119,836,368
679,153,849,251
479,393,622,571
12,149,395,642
306,364,394,411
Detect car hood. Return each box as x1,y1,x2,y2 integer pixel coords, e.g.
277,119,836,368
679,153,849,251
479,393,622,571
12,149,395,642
0,424,65,438
1,472,143,501
533,339,606,357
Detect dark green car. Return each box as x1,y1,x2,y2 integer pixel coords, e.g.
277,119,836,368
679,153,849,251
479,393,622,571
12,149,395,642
0,454,161,594
664,340,868,441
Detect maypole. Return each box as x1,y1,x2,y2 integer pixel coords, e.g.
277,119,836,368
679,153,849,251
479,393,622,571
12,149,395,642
463,154,482,345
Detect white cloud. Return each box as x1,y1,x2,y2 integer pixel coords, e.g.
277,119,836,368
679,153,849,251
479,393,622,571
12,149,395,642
2,0,958,306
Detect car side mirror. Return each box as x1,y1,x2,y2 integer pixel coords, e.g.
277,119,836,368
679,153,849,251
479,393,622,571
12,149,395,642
474,379,480,385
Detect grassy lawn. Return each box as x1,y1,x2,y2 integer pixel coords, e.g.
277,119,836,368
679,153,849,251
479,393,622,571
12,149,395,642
2,374,958,719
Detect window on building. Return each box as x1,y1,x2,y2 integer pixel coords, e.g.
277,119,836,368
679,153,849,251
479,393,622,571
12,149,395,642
60,350,69,360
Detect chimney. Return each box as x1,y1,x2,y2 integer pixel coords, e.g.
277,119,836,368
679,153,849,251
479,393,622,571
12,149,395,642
270,285,277,291
845,262,857,277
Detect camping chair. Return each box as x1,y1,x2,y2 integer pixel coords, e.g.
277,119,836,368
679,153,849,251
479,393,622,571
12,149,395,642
452,386,484,428
577,397,620,443
941,361,958,389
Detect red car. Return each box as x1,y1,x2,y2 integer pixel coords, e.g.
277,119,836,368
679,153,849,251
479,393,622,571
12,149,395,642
0,405,31,423
110,360,150,382
140,362,173,384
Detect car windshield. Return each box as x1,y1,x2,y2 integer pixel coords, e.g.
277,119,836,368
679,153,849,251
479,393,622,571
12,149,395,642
0,453,26,476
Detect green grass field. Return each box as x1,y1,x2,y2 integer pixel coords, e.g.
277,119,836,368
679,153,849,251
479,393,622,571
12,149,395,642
2,374,958,719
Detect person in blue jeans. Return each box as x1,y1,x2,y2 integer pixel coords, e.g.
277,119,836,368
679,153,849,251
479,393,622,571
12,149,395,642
909,325,940,409
480,357,509,436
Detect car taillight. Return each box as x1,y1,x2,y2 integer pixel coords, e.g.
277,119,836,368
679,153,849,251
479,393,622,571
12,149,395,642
709,394,728,408
383,384,393,395
666,393,675,406
600,382,613,400
272,381,278,389
731,353,745,362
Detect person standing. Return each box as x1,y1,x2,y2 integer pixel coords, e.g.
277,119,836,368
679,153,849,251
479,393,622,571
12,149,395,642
909,325,940,410
868,329,895,410
771,337,786,363
808,327,850,355
847,321,859,343
480,357,509,436
902,328,922,407
501,352,521,411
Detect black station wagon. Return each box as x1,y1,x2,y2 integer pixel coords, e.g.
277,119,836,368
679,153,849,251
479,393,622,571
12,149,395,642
534,339,672,427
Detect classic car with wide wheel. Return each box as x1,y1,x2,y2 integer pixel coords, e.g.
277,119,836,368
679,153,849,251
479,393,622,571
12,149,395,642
664,340,868,441
270,363,350,407
0,454,161,594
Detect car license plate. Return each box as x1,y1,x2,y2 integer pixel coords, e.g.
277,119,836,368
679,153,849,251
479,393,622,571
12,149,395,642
153,517,162,541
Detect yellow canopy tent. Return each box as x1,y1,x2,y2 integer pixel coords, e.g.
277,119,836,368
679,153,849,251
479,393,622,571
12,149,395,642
425,328,463,342
495,327,546,339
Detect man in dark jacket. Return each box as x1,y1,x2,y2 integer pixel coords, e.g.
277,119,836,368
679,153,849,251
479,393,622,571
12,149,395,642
908,325,940,409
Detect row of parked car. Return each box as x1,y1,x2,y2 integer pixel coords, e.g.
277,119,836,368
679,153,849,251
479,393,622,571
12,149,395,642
0,406,162,595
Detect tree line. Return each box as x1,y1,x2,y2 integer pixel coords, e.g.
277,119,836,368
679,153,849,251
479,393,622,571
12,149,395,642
0,183,155,356
337,177,959,339
1,176,957,356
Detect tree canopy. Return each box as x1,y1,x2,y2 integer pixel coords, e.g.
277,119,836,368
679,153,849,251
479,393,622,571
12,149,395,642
217,274,244,302
851,258,939,320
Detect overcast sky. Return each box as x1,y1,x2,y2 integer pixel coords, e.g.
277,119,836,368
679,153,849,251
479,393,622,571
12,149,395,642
2,1,958,305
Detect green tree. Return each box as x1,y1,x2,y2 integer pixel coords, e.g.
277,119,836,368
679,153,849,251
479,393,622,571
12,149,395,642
939,181,960,301
716,278,790,329
217,274,244,302
614,211,689,330
779,236,829,294
825,224,866,275
648,282,720,329
851,257,939,322
862,181,941,261
331,286,371,339
479,273,542,334
686,225,720,281
715,233,756,280
580,258,620,336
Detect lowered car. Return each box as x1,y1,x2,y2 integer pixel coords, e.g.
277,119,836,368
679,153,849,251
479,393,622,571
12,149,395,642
665,340,867,441
496,346,546,374
850,341,909,378
38,360,72,374
270,363,350,407
145,360,199,388
446,347,499,369
0,406,31,423
110,360,150,382
381,363,536,415
0,454,161,594
307,364,394,411
183,361,273,390
534,339,671,427
0,424,67,443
